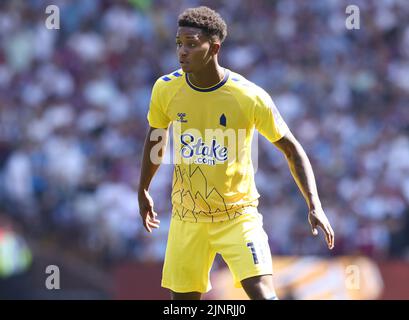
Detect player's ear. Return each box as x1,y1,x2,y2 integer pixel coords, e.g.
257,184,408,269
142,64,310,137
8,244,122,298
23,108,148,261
211,41,221,55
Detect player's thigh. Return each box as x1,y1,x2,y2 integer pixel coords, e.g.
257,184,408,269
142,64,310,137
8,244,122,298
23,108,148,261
211,213,273,288
162,218,215,293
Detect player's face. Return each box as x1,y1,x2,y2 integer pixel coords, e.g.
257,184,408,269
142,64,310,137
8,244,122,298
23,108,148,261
176,27,213,73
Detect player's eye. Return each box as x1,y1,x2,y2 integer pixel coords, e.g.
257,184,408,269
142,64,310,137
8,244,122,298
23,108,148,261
175,42,197,49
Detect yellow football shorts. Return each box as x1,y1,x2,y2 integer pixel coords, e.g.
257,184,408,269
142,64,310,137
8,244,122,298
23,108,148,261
161,212,273,293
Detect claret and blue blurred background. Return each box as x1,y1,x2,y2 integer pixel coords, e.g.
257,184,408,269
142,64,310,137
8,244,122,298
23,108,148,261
0,0,408,299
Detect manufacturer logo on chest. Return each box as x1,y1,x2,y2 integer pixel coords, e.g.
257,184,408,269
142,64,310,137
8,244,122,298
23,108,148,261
177,113,187,123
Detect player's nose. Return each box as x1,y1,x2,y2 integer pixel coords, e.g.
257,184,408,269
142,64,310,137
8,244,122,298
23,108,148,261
179,52,188,60
178,47,189,58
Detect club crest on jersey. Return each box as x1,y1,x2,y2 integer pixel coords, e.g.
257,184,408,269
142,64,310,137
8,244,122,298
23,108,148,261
220,114,226,127
177,112,187,123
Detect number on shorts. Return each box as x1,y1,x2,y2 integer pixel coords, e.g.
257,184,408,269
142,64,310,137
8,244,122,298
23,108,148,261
247,242,259,264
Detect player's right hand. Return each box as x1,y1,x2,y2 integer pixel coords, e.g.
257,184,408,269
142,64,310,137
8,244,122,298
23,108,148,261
138,189,160,233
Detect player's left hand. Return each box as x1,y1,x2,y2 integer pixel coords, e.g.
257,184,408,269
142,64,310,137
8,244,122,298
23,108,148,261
308,206,334,250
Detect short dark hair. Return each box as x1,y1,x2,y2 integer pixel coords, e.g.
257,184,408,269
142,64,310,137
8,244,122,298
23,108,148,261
178,6,227,43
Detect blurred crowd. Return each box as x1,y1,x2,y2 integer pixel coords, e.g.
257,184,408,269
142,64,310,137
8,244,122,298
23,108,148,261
0,0,408,266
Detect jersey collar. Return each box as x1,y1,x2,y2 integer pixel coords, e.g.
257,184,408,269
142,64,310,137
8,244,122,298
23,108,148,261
185,69,230,92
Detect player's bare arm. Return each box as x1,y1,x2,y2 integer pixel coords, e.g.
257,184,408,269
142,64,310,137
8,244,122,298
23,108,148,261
138,126,169,233
273,131,335,250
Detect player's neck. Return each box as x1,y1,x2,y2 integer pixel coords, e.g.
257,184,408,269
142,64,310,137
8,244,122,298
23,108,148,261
187,62,225,89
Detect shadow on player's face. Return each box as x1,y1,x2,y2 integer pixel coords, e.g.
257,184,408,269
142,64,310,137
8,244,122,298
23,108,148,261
176,26,213,73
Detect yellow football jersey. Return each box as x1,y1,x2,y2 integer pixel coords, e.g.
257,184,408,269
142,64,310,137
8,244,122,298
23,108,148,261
147,68,289,222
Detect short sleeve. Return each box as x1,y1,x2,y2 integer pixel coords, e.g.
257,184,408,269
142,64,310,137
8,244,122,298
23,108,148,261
147,79,171,128
254,88,289,143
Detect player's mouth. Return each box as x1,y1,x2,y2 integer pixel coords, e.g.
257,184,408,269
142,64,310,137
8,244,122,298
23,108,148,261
180,60,189,65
